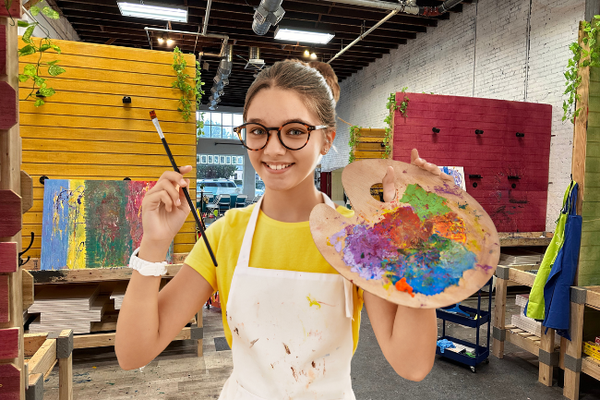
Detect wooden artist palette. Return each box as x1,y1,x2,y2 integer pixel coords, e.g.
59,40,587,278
310,159,500,309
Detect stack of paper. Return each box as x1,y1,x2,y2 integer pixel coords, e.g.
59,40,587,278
28,284,108,334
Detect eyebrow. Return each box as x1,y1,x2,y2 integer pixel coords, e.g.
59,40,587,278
246,118,311,126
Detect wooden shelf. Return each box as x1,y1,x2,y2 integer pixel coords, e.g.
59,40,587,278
582,356,600,381
498,232,553,247
29,264,184,284
505,325,542,356
584,286,600,310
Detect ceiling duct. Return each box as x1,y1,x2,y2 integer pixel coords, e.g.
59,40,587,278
321,0,462,16
252,0,285,35
245,46,266,71
208,44,233,110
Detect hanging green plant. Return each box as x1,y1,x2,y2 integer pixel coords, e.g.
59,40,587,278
563,16,600,124
348,125,362,163
15,1,65,107
172,47,205,123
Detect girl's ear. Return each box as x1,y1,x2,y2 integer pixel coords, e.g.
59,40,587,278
326,130,336,144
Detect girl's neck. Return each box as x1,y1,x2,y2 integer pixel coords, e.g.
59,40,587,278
260,177,323,223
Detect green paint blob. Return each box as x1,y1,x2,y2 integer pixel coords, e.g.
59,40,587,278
399,184,451,219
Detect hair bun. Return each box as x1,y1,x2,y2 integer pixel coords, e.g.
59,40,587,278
308,61,340,103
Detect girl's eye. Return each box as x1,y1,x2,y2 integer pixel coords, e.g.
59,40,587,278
286,129,306,136
249,127,267,135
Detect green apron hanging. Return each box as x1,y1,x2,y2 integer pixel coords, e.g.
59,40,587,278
526,182,574,320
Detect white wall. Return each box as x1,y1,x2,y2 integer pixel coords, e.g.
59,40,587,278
326,0,585,231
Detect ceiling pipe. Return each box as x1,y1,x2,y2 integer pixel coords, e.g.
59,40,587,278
326,0,463,64
202,0,212,35
321,0,463,16
144,27,229,57
252,0,285,35
327,9,398,64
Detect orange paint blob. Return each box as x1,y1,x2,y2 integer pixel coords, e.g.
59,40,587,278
395,277,415,297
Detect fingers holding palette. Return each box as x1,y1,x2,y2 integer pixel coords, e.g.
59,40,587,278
310,159,500,309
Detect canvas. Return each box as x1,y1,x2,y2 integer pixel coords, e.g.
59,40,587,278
439,166,466,191
41,179,173,270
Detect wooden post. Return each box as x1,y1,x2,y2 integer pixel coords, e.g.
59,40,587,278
563,288,587,400
0,2,25,399
492,272,508,359
195,310,203,357
57,329,73,400
538,326,556,386
572,21,590,215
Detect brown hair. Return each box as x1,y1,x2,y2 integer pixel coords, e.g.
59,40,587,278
243,59,340,129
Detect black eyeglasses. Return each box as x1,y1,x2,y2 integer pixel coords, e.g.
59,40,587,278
233,121,328,151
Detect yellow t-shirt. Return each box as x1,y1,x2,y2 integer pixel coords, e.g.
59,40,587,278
185,203,364,353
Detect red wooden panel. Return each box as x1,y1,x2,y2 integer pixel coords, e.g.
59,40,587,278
0,190,21,238
0,0,22,18
0,242,17,273
0,82,17,130
0,328,19,359
0,24,6,76
0,363,20,400
0,274,8,323
393,93,551,232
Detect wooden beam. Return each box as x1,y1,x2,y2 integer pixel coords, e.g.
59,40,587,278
573,21,590,215
28,338,56,376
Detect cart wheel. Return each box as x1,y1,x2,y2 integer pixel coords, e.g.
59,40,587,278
470,366,476,373
484,359,490,364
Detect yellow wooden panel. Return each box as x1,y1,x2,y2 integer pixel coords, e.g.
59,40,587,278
20,79,187,99
19,89,183,110
22,151,194,167
18,65,182,88
23,138,194,157
20,53,193,78
21,163,198,180
19,37,195,66
21,114,193,134
19,38,197,261
20,126,194,145
20,103,189,124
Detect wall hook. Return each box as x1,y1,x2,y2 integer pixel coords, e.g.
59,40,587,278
475,129,484,135
516,132,525,137
122,96,132,104
432,127,440,134
39,175,49,185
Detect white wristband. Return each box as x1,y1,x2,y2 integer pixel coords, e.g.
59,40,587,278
128,247,168,276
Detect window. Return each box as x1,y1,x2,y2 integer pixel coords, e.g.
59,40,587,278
197,153,245,193
200,155,207,164
199,111,243,140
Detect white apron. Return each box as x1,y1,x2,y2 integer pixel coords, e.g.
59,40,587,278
218,194,356,400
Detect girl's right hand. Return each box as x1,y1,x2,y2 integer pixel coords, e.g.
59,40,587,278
139,165,192,256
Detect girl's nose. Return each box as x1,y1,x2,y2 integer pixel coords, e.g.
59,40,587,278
263,131,286,156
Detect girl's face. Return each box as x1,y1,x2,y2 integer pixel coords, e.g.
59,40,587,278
245,87,335,194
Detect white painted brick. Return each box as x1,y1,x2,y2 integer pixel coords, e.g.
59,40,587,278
325,0,585,231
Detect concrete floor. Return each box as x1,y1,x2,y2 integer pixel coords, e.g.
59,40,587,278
40,291,600,400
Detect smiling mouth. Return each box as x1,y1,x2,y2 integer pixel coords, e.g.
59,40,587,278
264,163,294,171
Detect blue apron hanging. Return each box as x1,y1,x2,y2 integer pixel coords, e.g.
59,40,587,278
542,182,582,340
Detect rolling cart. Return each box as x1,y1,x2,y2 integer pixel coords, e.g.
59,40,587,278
436,278,493,372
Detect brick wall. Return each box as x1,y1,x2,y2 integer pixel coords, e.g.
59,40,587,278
326,0,585,231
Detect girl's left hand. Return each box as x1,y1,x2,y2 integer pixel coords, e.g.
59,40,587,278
382,148,454,202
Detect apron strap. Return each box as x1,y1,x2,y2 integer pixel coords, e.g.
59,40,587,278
321,193,355,320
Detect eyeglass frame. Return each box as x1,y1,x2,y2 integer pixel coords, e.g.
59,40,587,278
233,121,328,151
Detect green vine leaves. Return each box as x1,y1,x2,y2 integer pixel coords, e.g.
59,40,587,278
383,88,409,159
172,47,205,126
16,1,65,106
563,17,600,124
348,125,362,163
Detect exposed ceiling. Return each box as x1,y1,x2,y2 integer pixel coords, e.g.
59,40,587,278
52,0,472,108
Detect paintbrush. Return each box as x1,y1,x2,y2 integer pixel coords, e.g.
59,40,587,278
149,110,218,267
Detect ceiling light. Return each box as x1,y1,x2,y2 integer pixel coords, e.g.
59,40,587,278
117,2,188,23
310,52,317,59
274,27,334,44
166,38,174,46
303,49,310,57
157,37,164,44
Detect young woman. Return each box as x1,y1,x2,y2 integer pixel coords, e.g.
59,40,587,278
116,60,451,399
